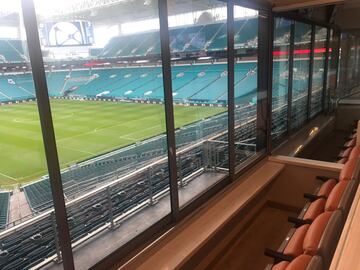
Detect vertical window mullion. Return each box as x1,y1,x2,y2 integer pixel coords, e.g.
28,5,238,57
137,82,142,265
335,31,341,90
266,13,274,154
158,0,180,221
227,0,235,181
307,24,315,120
256,10,270,152
322,28,331,113
20,0,75,269
287,21,295,136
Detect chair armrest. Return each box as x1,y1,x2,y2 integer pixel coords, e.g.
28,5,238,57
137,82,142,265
316,175,338,182
264,248,294,263
288,216,312,228
304,193,327,202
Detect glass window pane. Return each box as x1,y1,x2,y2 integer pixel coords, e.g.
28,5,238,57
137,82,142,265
32,0,171,268
291,22,311,131
167,1,229,208
310,26,327,117
234,6,260,167
272,18,291,146
0,1,61,269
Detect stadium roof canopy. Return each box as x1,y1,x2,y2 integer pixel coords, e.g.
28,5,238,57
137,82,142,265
0,0,228,27
0,0,360,31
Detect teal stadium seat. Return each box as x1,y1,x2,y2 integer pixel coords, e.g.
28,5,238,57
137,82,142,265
0,39,26,63
0,192,10,229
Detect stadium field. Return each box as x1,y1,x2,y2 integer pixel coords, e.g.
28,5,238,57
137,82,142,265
0,99,226,188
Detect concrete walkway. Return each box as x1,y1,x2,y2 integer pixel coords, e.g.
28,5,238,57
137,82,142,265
8,187,32,226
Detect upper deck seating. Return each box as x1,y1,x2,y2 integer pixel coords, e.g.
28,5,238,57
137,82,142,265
0,39,26,63
99,18,258,59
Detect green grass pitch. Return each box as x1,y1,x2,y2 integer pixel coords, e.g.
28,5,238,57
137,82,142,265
0,99,226,188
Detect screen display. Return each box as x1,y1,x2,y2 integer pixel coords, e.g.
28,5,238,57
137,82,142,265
39,20,94,47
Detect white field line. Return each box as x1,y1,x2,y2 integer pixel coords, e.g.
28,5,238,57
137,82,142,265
13,118,39,124
58,145,96,156
2,105,221,184
0,172,18,182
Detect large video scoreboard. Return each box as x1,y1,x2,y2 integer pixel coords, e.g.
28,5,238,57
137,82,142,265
39,20,94,47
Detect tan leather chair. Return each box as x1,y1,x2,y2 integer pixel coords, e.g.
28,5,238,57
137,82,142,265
300,181,355,222
272,255,323,270
266,211,342,270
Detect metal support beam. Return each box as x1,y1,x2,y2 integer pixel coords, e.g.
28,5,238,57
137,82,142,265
287,21,295,135
307,24,316,120
21,0,75,269
158,0,179,220
227,0,235,181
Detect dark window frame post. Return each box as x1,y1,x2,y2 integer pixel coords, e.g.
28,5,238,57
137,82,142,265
20,0,75,269
256,10,271,152
227,0,235,181
266,12,274,154
287,20,295,136
334,30,341,90
158,0,180,221
322,28,331,113
307,24,315,120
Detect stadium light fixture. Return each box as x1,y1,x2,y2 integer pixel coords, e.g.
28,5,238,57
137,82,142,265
135,60,150,63
144,0,152,6
197,56,213,60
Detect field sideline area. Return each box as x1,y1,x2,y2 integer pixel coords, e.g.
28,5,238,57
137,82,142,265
0,99,226,187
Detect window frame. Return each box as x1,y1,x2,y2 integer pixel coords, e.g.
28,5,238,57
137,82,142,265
13,0,342,268
270,14,340,152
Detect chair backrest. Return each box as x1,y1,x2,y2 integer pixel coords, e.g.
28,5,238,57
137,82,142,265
303,211,333,256
349,146,360,159
317,179,337,198
305,255,323,270
336,180,356,220
317,210,343,269
325,181,349,212
339,158,360,182
271,255,323,270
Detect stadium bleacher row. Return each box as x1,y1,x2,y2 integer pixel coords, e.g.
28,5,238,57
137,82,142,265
0,192,10,229
98,18,258,59
264,124,360,270
0,39,27,63
0,60,326,104
0,63,257,103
